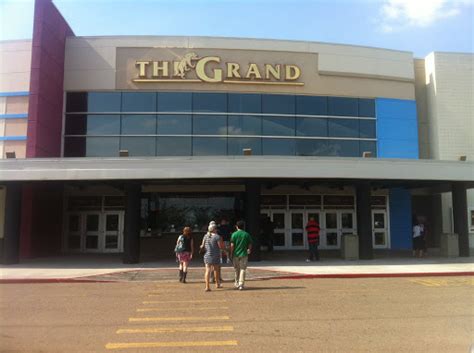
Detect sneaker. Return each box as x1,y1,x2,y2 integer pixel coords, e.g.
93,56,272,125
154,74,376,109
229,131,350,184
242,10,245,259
305,259,311,263
238,285,244,291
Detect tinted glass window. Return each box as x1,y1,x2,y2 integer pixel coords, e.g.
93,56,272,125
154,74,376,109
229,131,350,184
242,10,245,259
157,115,191,135
228,93,261,113
358,99,375,117
227,137,262,155
262,94,295,114
228,115,262,135
156,137,191,156
328,119,359,138
326,140,360,157
296,96,327,115
193,93,227,112
86,115,120,135
262,138,295,155
87,92,121,112
359,119,376,138
64,137,86,157
328,97,358,116
193,137,227,155
121,115,156,134
262,116,295,136
193,115,227,135
296,139,330,156
120,137,155,156
121,92,156,112
65,115,87,135
157,92,192,112
296,118,327,137
66,93,87,112
86,137,119,157
359,140,377,157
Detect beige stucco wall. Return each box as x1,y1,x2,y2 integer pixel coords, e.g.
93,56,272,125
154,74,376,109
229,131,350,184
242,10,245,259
5,96,28,114
0,40,32,92
424,52,474,161
4,119,27,136
64,36,415,99
3,140,26,158
414,59,430,159
424,52,474,250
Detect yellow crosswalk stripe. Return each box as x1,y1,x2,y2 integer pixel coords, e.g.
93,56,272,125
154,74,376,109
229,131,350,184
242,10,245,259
129,315,229,322
137,306,229,312
105,340,238,349
116,325,234,334
143,299,227,304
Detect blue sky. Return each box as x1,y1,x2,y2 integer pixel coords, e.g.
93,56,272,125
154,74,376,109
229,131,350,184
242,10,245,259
0,0,473,57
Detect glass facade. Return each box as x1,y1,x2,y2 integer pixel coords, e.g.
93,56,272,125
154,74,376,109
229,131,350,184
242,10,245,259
64,92,377,157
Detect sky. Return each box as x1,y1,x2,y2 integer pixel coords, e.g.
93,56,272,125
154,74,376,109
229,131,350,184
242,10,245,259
0,0,473,57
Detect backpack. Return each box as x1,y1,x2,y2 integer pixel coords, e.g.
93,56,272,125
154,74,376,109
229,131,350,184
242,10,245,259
174,235,185,253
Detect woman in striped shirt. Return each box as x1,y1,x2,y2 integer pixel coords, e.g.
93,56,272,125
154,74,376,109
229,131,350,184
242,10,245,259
200,224,225,291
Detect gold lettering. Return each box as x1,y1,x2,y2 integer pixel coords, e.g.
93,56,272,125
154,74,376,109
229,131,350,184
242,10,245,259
153,61,169,77
136,61,150,77
226,62,241,79
265,64,281,80
245,64,262,79
285,65,301,81
195,56,222,83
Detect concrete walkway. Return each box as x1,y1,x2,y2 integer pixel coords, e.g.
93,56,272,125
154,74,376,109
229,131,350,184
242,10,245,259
1,253,473,281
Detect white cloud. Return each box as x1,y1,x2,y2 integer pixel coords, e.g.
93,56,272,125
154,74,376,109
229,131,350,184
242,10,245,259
379,0,473,33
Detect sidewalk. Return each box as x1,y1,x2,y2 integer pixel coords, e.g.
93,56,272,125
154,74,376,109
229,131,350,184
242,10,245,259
1,253,473,282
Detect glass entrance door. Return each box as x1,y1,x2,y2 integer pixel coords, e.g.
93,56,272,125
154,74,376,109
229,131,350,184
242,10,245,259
320,211,356,249
289,211,305,249
64,211,124,253
322,211,339,248
270,211,286,248
372,210,389,249
84,212,101,252
66,213,82,251
103,212,124,252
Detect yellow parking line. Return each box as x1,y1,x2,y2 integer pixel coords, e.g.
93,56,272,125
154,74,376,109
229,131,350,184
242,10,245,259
137,306,229,312
116,325,234,334
129,315,229,322
143,299,227,304
106,340,238,349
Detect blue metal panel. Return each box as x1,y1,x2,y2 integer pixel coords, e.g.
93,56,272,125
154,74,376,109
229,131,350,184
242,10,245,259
0,113,28,119
377,140,419,159
0,91,29,97
376,98,416,120
389,188,412,250
0,136,27,141
376,98,419,159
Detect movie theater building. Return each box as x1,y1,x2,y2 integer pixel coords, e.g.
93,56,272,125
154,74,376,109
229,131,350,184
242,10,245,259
0,0,473,264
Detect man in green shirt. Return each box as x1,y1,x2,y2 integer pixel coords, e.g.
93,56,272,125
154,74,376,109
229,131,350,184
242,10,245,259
230,220,253,290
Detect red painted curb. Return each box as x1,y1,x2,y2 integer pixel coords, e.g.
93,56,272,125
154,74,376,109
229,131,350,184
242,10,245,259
1,271,472,284
270,271,474,280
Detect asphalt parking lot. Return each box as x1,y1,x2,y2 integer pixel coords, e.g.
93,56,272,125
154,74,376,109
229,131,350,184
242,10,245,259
0,275,472,353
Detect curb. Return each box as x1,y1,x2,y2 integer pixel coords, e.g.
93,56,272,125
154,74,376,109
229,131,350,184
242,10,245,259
270,271,474,280
1,271,473,284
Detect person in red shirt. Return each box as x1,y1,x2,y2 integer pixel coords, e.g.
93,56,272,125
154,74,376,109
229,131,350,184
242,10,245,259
305,217,321,262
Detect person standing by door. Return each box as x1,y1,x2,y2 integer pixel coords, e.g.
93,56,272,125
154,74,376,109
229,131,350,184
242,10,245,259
230,220,253,290
305,216,320,262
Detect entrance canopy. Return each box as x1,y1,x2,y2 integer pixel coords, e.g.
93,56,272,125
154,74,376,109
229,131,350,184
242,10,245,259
0,156,474,188
0,157,473,186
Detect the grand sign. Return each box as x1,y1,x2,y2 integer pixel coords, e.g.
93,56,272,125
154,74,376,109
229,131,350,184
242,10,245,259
132,52,304,86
